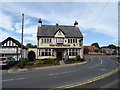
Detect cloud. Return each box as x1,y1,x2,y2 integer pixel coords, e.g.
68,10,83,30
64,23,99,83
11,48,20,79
0,30,21,42
0,13,14,31
0,2,118,45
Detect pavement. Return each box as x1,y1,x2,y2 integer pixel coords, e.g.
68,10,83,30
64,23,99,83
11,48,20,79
7,58,90,73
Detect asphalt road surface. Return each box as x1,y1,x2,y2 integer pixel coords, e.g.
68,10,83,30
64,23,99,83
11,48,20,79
1,56,119,89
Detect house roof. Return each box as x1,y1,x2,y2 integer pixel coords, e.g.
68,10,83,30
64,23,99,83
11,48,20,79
1,37,26,49
37,25,83,38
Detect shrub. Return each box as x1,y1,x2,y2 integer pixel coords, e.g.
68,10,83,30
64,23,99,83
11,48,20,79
43,58,55,64
34,60,43,65
27,61,34,66
106,53,111,55
94,49,100,53
21,58,29,66
112,52,117,55
84,47,90,54
64,58,75,64
75,55,81,61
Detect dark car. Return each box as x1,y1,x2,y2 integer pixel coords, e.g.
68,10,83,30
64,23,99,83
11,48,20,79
0,57,15,69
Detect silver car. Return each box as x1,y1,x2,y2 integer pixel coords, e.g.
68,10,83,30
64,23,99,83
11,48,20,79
0,57,15,69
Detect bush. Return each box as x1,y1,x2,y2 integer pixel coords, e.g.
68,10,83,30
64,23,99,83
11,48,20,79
64,58,75,64
21,58,29,66
34,60,43,65
75,55,81,61
43,58,55,64
84,47,90,54
27,61,34,66
112,52,117,55
106,53,111,55
94,49,100,53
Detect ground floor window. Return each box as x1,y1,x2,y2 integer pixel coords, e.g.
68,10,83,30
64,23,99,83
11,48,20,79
68,49,80,56
39,49,52,56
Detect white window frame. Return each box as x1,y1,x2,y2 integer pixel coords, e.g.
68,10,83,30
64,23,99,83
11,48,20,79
39,49,52,56
56,38,64,43
41,38,52,43
68,39,77,43
68,49,79,56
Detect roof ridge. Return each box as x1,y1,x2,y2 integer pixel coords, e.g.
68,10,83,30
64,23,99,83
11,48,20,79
42,25,74,27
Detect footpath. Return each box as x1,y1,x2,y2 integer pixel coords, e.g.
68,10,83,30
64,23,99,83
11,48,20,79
7,59,90,73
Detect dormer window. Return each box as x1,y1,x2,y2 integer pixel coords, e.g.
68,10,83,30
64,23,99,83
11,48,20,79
56,38,64,44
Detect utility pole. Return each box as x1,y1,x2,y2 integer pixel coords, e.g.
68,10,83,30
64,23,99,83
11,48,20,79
21,13,24,68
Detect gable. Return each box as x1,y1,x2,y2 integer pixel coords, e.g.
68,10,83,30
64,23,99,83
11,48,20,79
1,37,26,48
54,29,65,37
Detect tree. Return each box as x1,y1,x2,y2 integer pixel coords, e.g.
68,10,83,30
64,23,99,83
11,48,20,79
94,49,100,53
107,44,116,49
84,47,90,54
91,42,100,48
26,43,37,48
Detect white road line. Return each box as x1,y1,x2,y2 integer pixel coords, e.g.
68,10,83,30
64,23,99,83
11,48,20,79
2,79,14,82
15,78,25,80
49,70,81,76
89,65,99,69
1,77,26,82
99,57,103,64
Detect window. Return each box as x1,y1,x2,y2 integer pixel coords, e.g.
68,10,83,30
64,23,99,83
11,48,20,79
68,39,77,43
68,49,80,56
39,49,52,56
41,38,52,43
56,38,64,43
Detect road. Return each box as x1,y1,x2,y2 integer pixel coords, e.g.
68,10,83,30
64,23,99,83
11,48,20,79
1,56,119,89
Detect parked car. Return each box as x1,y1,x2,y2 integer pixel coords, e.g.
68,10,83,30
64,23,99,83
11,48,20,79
0,57,15,69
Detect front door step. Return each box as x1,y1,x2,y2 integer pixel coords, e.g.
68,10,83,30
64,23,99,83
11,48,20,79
59,60,65,65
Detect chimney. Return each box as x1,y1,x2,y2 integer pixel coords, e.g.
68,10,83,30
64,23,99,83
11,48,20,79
38,18,42,27
74,21,78,27
56,23,59,26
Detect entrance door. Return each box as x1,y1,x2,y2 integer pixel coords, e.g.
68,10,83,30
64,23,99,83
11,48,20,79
57,52,62,60
28,51,36,61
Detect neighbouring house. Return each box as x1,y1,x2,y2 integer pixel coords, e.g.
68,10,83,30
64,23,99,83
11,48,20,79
84,46,97,52
101,47,116,54
0,37,27,61
27,19,83,61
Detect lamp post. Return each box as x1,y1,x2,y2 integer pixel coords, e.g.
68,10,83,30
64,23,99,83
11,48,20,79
20,13,24,68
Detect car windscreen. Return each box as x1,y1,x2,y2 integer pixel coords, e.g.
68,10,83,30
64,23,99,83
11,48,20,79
0,58,6,61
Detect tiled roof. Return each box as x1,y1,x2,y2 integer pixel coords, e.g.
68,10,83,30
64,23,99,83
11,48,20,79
37,25,83,38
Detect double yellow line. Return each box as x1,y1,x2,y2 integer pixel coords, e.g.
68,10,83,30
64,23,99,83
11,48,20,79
48,66,119,89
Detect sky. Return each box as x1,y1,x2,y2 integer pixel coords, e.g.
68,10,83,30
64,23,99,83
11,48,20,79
0,1,119,47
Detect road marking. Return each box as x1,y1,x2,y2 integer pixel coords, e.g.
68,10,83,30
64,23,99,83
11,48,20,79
100,69,107,71
1,77,26,82
53,66,120,89
49,70,81,76
89,65,99,69
15,78,25,80
2,79,14,82
99,57,103,64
